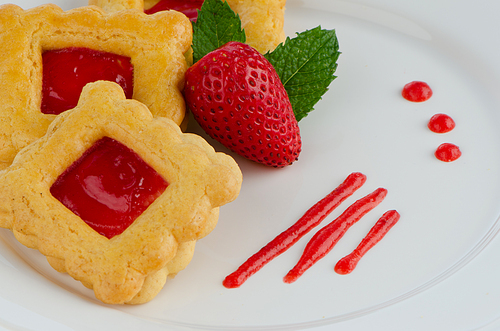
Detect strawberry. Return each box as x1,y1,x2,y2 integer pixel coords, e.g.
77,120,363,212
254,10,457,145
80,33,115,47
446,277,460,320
184,41,302,168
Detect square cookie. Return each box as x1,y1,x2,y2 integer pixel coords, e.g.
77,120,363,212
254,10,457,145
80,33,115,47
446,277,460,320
0,4,192,169
0,81,242,304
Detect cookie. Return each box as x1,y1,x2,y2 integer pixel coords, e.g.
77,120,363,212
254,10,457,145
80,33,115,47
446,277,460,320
223,0,286,53
0,3,192,169
0,81,242,304
89,0,287,53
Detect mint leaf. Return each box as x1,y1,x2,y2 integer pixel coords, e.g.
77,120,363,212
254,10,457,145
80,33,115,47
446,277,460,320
265,27,340,122
192,0,246,63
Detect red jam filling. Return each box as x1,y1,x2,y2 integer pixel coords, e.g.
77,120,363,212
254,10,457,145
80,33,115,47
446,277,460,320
401,81,433,102
145,0,204,21
428,113,455,133
41,47,134,115
50,137,168,239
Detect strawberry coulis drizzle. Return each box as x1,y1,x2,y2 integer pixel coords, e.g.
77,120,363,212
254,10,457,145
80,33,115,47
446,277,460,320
283,187,387,284
222,172,367,288
334,210,400,275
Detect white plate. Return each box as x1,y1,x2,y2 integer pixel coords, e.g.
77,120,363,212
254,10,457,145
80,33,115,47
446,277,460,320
0,0,500,330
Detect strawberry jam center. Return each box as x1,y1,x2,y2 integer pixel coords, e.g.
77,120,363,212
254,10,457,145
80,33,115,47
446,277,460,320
144,0,204,21
41,47,134,115
50,137,168,239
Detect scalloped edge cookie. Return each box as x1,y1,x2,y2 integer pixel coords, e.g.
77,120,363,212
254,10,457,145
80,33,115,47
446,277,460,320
0,3,192,169
0,81,242,304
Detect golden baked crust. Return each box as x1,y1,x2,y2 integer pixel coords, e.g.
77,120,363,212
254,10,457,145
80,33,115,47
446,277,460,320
223,0,286,54
89,0,286,53
0,81,242,304
0,3,192,169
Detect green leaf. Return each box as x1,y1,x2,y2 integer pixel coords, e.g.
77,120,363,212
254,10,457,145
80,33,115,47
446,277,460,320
192,0,246,63
265,27,340,122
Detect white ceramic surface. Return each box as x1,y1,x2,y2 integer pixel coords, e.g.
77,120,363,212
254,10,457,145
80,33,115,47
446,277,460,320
0,0,499,330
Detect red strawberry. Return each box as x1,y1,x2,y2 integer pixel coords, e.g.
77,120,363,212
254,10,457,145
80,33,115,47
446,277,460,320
184,41,302,168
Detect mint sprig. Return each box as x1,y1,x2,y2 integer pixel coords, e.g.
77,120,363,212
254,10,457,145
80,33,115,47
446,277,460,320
191,0,339,122
265,27,340,122
192,0,245,63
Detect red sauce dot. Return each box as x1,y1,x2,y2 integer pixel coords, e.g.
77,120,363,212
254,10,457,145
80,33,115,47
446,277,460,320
435,143,461,162
428,113,455,133
402,81,433,102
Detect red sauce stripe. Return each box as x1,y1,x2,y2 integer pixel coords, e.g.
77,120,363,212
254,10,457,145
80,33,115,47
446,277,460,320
283,187,387,284
334,210,400,275
222,172,367,288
